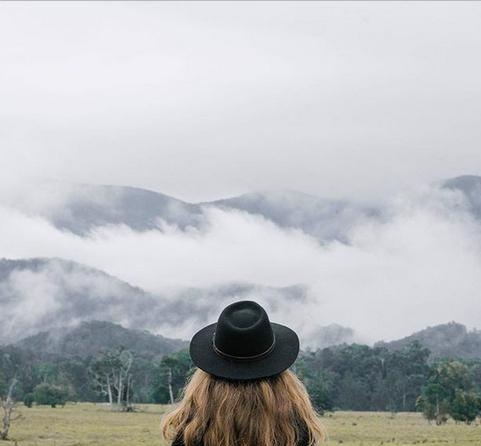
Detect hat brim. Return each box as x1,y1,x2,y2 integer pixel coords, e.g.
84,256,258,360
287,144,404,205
189,322,300,380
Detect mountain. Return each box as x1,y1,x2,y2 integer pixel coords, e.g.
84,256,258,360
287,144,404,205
9,176,481,241
15,320,186,360
26,183,204,235
306,324,355,350
442,175,481,218
0,257,324,346
14,182,379,241
15,318,481,365
4,258,480,359
376,321,481,360
0,257,170,343
208,190,378,241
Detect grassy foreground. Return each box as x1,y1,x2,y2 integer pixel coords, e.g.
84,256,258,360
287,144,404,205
6,403,481,446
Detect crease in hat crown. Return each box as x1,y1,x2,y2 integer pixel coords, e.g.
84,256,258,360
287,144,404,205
212,300,275,359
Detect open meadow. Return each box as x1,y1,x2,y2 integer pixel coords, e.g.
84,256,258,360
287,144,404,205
5,403,481,446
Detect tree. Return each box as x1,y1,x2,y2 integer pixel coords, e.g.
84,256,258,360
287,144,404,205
60,359,94,402
89,348,134,411
23,393,34,408
384,342,431,413
34,363,58,384
0,347,36,401
416,382,450,425
33,383,67,408
450,390,481,424
297,365,334,413
417,360,481,424
0,372,5,397
0,377,20,440
151,350,193,404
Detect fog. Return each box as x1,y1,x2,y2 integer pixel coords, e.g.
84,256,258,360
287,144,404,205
1,183,481,344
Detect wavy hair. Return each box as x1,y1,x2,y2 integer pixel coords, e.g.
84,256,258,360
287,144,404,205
161,368,326,446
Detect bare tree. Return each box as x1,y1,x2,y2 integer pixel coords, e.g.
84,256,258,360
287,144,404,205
90,349,134,411
0,378,20,440
167,367,174,405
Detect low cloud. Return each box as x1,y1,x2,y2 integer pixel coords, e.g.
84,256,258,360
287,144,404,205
1,184,481,345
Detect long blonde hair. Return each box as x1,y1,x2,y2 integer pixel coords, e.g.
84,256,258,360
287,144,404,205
161,368,326,446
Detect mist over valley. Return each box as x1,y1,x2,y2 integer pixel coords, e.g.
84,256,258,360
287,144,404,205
2,175,481,347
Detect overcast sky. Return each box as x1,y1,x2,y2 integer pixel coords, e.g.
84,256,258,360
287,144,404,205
1,2,481,202
2,2,481,343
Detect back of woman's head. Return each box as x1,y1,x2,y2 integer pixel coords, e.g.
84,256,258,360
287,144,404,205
161,368,326,446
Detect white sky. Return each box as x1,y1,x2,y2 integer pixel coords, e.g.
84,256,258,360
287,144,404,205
1,1,481,202
2,2,481,342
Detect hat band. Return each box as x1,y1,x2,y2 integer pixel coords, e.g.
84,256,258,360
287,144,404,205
212,332,276,361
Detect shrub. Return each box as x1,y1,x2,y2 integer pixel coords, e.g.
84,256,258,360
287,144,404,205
33,383,68,408
23,392,34,408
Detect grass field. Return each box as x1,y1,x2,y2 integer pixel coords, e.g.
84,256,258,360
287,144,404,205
6,403,481,445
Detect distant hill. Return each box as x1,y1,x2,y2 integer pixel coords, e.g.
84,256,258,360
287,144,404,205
31,183,203,235
442,175,481,218
15,182,379,241
376,322,481,360
15,320,187,360
15,318,481,365
4,259,481,355
208,190,378,241
12,320,355,364
10,176,481,240
306,323,355,350
0,257,169,343
0,257,322,346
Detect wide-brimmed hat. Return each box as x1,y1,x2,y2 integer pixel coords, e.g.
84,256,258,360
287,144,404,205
189,300,300,380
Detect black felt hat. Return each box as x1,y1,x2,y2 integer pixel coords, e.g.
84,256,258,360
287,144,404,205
189,300,300,380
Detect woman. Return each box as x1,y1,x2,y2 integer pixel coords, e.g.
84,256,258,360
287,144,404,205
162,300,326,446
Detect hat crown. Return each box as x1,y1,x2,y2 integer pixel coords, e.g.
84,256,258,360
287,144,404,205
214,301,275,359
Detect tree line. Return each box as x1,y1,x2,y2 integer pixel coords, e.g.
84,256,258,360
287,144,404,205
2,340,481,437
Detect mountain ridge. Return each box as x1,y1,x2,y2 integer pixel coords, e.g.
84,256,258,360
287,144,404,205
10,318,481,362
12,182,377,241
14,319,187,360
0,257,344,348
375,321,481,360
